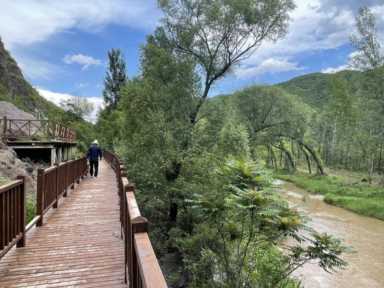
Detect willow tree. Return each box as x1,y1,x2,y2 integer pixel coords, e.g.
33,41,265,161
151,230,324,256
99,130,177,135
159,0,295,220
160,0,295,126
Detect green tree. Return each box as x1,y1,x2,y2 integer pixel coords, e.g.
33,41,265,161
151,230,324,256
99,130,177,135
182,159,347,287
350,7,383,70
103,49,127,109
160,0,295,126
350,6,384,180
60,96,94,120
158,0,296,220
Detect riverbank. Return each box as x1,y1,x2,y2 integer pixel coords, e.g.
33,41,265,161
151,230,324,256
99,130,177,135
278,180,384,288
277,173,384,220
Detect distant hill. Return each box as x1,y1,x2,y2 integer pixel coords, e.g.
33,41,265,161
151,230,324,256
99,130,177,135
277,70,363,108
207,69,365,113
0,38,63,118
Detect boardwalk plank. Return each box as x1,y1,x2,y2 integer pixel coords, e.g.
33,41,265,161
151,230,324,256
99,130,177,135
0,161,127,288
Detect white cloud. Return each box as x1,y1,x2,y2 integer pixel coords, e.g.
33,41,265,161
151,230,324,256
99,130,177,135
236,58,303,79
63,54,102,70
236,0,384,79
0,0,161,49
2,0,383,82
245,1,354,61
321,65,349,74
36,88,104,123
321,51,361,74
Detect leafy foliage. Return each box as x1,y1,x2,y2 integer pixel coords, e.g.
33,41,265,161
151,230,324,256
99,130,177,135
94,1,352,286
179,159,347,287
103,49,127,109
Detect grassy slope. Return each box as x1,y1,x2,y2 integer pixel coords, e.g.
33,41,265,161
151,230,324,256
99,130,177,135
277,70,363,109
0,176,9,186
279,173,384,220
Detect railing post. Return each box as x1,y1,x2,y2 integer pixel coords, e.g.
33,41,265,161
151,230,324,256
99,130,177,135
63,162,68,197
36,168,45,226
28,120,31,137
2,116,7,136
53,164,59,209
76,160,80,184
16,176,26,247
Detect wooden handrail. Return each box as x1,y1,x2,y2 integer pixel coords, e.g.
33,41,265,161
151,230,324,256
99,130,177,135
104,151,167,288
0,116,76,142
0,176,26,259
0,179,23,194
0,157,87,260
36,157,87,226
135,233,168,288
127,190,141,219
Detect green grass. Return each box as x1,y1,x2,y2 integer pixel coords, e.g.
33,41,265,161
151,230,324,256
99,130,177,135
278,173,384,220
0,176,10,186
26,198,36,223
0,177,36,222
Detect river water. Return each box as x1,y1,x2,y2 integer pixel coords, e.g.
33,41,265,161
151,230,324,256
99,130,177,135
276,180,384,288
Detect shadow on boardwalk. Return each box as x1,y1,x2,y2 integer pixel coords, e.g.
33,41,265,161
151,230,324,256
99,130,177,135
0,161,127,288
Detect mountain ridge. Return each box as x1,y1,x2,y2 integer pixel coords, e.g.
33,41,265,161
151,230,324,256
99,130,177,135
0,38,64,118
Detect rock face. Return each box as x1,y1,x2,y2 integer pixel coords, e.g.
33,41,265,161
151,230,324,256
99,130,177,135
0,143,35,193
0,101,36,120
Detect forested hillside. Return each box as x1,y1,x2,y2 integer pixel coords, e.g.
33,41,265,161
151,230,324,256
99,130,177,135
216,67,384,177
278,70,361,107
0,38,94,151
279,68,384,175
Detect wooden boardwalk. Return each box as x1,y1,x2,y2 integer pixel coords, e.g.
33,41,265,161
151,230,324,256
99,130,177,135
0,161,127,288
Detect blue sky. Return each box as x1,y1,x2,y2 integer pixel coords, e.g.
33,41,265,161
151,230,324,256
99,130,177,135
0,0,383,121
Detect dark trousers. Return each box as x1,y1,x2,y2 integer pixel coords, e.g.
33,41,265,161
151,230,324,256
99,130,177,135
89,160,99,177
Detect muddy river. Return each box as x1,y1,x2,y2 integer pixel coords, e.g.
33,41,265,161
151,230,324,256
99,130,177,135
276,180,384,288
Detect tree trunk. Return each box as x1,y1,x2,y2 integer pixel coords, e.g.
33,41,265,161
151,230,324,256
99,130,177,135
297,140,325,176
271,146,277,170
274,143,295,173
165,161,182,222
300,144,312,174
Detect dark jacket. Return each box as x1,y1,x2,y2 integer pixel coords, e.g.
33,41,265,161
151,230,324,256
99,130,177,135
87,145,102,161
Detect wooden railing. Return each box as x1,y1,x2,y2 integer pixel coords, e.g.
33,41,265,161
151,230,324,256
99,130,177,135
36,158,87,226
0,158,87,259
104,151,168,288
0,116,76,143
0,176,26,259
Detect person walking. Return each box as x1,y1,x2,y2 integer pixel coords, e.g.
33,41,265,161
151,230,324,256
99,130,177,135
87,140,102,177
